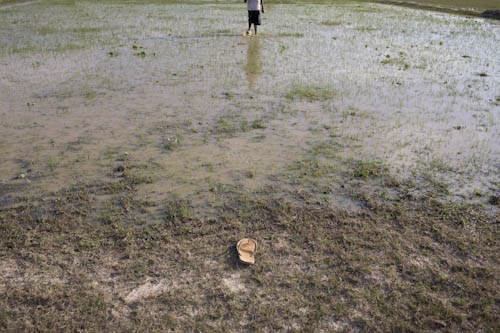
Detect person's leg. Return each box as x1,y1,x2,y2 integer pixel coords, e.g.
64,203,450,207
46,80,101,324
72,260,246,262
248,12,251,33
254,11,260,35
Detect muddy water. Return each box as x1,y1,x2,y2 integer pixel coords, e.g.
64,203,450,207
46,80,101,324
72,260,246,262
0,0,499,211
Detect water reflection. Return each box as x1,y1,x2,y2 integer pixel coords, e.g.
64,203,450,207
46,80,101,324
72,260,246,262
245,37,262,88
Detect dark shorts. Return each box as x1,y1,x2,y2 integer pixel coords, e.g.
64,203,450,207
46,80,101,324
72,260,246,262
248,10,261,25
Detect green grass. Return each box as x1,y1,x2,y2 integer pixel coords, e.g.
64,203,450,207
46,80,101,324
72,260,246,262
125,173,154,185
68,26,106,34
163,136,181,151
351,160,388,179
276,32,304,38
320,20,343,26
250,118,266,129
287,158,338,178
429,158,454,173
213,115,265,137
286,85,335,102
214,117,239,136
356,26,377,32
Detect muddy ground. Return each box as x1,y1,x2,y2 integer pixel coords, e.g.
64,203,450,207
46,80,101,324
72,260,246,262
1,0,499,331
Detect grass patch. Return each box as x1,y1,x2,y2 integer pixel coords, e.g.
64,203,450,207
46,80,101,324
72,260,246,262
287,158,337,178
429,158,455,173
1,282,121,331
311,140,343,158
277,32,304,37
213,115,260,137
68,26,105,34
163,136,181,151
125,173,153,185
0,180,498,331
250,118,266,129
214,117,239,136
356,26,377,32
320,20,342,26
380,56,410,70
286,85,335,102
351,159,388,179
36,26,60,35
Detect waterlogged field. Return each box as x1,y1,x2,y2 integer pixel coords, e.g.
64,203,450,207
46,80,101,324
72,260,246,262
1,0,499,331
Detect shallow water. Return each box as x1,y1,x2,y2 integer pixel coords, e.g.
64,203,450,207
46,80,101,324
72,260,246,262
0,0,499,210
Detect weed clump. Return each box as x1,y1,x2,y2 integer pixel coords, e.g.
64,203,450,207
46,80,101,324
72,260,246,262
215,117,238,136
250,118,266,129
288,158,337,178
351,160,388,179
277,32,304,37
320,20,342,26
163,136,181,151
286,85,335,102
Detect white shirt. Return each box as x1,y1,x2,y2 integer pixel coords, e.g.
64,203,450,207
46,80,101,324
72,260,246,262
247,0,261,11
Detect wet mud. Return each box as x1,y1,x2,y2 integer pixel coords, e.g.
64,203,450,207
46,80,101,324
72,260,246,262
1,0,499,211
481,10,500,19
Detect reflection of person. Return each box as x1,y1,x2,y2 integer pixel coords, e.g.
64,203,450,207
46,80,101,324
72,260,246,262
245,37,261,87
244,0,264,35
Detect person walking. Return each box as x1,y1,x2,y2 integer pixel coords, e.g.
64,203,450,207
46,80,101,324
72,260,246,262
245,0,264,35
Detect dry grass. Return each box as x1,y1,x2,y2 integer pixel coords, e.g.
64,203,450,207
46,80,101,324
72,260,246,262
1,173,499,332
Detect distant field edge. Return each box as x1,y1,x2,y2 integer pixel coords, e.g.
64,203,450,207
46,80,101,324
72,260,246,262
364,0,500,20
0,0,29,5
1,0,498,20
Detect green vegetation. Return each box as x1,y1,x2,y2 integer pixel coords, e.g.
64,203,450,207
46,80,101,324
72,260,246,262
320,20,342,26
163,136,181,151
286,85,335,102
213,115,266,137
214,117,239,136
287,157,337,178
351,159,388,178
276,32,304,37
250,118,266,129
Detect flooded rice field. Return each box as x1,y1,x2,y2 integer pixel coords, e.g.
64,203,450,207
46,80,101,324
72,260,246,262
1,1,500,331
1,0,499,210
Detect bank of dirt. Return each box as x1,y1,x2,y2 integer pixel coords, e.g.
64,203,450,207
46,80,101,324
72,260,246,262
368,0,500,20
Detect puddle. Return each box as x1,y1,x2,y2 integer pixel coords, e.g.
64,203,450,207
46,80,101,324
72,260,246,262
245,37,262,88
0,0,499,210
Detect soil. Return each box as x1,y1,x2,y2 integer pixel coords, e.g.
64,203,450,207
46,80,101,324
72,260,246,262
481,10,500,19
